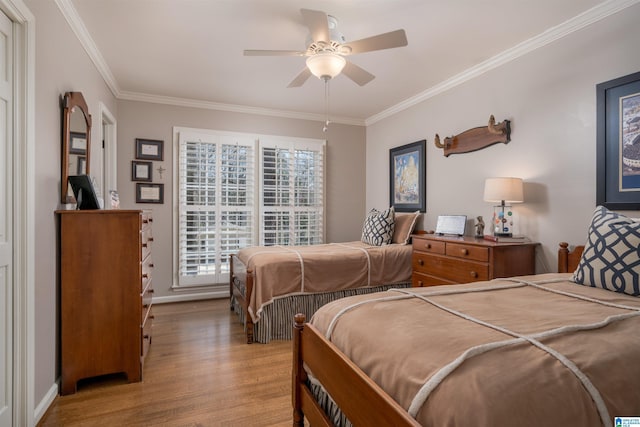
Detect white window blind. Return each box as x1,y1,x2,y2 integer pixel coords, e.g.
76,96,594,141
175,130,325,288
259,138,325,246
178,132,255,286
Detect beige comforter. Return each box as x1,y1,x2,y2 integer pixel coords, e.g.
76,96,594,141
236,241,412,323
310,273,640,427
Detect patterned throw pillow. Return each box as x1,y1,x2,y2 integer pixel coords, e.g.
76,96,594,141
573,206,640,296
361,207,395,246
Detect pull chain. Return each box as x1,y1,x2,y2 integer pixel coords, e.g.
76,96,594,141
323,77,330,132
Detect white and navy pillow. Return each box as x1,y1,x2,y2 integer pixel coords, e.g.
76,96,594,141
573,206,640,296
361,207,395,246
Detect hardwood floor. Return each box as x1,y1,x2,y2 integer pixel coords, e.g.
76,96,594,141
38,299,294,426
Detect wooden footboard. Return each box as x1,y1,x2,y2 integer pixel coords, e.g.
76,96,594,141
292,314,420,427
558,242,584,273
229,254,255,344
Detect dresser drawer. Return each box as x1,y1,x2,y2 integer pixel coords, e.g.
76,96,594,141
412,238,445,255
446,243,489,262
142,280,153,319
141,311,152,360
141,255,153,291
412,271,455,287
414,253,488,283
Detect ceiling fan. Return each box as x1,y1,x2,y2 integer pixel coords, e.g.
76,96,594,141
244,9,408,88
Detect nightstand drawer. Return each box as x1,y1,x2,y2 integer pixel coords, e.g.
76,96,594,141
446,243,489,262
412,238,445,255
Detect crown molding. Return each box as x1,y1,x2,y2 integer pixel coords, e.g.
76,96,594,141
57,0,637,127
55,0,121,97
365,0,640,125
118,91,365,126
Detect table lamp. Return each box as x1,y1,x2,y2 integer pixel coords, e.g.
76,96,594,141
483,177,523,237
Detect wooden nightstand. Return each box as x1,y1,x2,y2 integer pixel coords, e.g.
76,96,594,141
411,234,538,287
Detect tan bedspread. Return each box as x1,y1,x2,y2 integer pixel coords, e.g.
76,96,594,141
236,241,412,323
310,273,640,427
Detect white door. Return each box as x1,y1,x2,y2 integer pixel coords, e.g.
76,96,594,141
0,8,13,427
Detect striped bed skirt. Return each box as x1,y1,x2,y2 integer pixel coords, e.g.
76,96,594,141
231,282,411,343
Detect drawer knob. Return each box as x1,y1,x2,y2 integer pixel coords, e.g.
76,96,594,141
461,249,469,255
425,243,432,249
418,280,424,287
142,273,149,278
143,334,150,340
470,271,478,278
418,259,424,266
148,237,154,242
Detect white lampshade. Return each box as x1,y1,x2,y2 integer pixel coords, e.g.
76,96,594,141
483,177,524,204
306,52,346,80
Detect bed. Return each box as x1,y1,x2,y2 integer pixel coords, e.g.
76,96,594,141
230,209,420,343
293,206,640,427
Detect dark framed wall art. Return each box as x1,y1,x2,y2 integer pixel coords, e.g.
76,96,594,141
597,70,640,210
136,183,164,204
131,160,153,182
389,139,426,212
135,138,164,161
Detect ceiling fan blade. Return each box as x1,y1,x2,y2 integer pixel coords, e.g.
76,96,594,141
300,9,330,44
287,68,312,88
342,29,408,55
342,61,375,86
244,49,305,56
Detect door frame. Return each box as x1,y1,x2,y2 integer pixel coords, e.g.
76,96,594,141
99,102,117,202
0,0,35,426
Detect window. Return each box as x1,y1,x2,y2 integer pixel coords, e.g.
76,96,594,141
177,131,255,286
260,138,324,246
175,129,325,288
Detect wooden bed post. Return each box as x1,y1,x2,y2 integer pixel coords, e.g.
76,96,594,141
229,255,234,310
292,314,306,427
558,242,569,273
245,271,254,344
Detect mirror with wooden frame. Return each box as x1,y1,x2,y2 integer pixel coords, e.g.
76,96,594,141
61,91,92,204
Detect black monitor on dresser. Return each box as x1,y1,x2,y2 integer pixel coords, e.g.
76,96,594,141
68,175,100,210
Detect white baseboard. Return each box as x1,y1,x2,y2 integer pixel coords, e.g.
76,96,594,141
152,290,229,304
34,382,58,425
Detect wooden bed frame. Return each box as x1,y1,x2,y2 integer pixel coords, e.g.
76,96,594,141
230,252,411,344
229,254,255,342
292,242,585,426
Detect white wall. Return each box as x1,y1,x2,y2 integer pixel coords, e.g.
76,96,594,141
115,100,366,299
25,0,118,414
366,4,640,272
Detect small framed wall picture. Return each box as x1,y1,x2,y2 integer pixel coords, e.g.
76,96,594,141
135,138,164,161
136,183,164,204
131,160,153,182
69,132,87,155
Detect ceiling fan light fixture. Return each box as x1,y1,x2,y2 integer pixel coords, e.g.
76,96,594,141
306,52,346,80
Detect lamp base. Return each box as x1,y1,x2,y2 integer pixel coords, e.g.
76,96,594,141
493,232,513,237
492,204,515,236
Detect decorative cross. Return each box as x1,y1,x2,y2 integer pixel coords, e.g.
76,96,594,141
156,165,166,179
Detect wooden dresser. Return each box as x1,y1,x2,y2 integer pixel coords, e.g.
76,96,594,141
57,209,154,395
411,234,538,287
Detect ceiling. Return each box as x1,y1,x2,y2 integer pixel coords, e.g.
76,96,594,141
65,0,618,125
